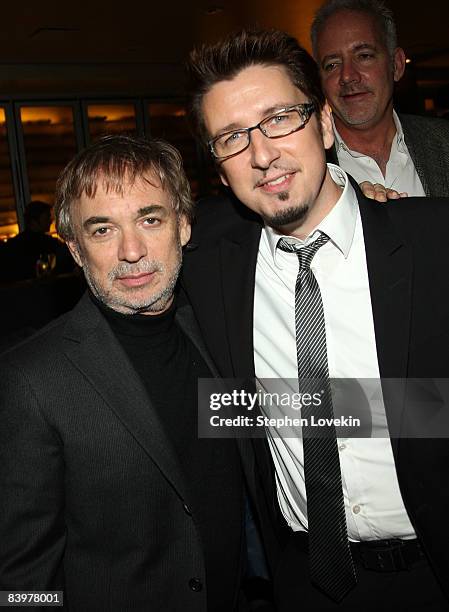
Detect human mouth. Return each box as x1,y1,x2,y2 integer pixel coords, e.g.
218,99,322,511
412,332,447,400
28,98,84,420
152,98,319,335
116,272,156,288
257,172,295,193
340,89,371,102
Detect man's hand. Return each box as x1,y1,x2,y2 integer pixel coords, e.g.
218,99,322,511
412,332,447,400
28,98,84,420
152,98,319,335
360,181,408,202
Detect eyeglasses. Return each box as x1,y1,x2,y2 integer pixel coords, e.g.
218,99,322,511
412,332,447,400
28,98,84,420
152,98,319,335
208,102,315,161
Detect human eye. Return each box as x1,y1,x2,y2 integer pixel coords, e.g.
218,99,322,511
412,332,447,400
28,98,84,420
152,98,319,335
91,226,111,238
358,51,375,61
263,110,297,135
221,131,244,149
322,60,340,73
267,111,291,126
142,216,161,227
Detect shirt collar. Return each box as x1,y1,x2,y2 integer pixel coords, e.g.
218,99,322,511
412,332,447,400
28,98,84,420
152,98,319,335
392,110,406,150
264,163,358,268
332,114,347,153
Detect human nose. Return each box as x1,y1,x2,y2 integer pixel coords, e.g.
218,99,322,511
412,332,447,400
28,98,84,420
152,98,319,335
249,129,280,170
339,59,361,85
117,228,147,262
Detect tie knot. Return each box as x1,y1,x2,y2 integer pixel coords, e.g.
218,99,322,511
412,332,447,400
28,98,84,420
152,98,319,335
278,233,329,270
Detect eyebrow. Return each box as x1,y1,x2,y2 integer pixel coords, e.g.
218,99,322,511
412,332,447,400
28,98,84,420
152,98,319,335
83,216,110,230
321,43,377,66
214,103,299,137
82,205,168,230
352,42,378,53
136,205,168,218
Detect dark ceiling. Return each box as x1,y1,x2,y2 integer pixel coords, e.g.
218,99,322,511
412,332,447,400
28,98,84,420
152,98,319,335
0,0,447,101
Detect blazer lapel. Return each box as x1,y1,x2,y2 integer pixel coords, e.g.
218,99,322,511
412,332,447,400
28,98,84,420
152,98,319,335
219,221,261,378
62,294,189,502
359,194,412,378
184,212,273,507
400,113,449,198
182,214,261,379
175,302,220,377
358,188,413,452
218,223,285,521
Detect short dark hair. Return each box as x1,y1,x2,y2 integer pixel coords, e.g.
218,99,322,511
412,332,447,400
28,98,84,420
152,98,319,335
311,0,398,60
186,28,326,147
54,135,194,242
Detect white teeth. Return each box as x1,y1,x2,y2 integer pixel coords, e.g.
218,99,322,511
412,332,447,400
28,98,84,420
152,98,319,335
267,175,288,186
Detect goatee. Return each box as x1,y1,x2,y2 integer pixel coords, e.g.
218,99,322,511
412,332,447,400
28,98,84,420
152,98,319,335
262,192,309,230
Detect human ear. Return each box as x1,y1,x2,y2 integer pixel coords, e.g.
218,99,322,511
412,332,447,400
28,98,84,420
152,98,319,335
393,47,406,82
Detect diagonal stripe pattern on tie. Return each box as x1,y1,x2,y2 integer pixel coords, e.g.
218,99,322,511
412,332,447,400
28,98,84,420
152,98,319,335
278,233,357,601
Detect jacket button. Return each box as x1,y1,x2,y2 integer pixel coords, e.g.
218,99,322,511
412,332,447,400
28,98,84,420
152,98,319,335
189,578,203,592
183,503,192,516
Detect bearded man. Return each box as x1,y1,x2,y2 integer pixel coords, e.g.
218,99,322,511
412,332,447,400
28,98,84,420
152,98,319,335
0,135,245,612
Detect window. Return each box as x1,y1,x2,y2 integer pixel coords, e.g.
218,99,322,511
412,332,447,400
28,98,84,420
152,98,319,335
0,107,19,240
19,105,78,205
148,103,201,196
86,103,138,142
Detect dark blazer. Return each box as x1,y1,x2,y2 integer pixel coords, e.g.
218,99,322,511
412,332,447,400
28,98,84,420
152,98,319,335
0,293,245,611
327,112,449,197
182,183,449,598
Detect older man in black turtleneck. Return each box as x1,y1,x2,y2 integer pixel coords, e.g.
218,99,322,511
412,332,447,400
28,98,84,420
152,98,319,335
0,135,246,612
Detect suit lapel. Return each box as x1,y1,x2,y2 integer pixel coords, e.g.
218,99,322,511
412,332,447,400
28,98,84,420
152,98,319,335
217,223,284,520
175,302,220,377
401,117,430,195
219,222,261,378
182,215,261,379
62,294,189,502
358,193,412,378
358,188,413,452
400,113,449,198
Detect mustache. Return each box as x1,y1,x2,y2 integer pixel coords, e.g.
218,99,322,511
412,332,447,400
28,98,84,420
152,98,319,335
254,164,299,189
108,259,163,281
339,85,372,97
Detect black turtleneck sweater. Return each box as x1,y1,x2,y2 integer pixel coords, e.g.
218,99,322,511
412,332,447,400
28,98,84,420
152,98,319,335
96,296,207,462
91,293,243,611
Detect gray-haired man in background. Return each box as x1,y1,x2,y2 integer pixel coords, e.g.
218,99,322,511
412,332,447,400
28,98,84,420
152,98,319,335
311,0,449,199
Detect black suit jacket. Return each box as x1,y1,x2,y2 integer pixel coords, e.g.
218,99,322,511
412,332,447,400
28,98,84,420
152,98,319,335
182,183,449,598
0,293,245,611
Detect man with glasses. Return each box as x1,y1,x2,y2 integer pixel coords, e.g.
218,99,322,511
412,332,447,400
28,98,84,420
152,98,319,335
209,103,316,160
183,28,449,610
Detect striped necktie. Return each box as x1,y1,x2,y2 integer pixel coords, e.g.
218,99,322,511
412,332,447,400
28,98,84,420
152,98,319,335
278,233,357,601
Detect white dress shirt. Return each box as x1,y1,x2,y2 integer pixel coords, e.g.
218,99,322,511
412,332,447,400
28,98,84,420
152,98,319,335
333,111,426,197
253,164,416,541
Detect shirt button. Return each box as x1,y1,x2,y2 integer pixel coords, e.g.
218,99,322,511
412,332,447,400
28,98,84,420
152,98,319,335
183,503,192,516
189,578,203,592
352,504,361,514
339,443,346,451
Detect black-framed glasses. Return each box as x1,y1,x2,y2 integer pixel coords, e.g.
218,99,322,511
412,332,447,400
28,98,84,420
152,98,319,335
208,102,315,161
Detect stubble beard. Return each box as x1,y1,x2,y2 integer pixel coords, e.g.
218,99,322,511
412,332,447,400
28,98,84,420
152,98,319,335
82,245,183,316
336,106,374,127
335,94,380,128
